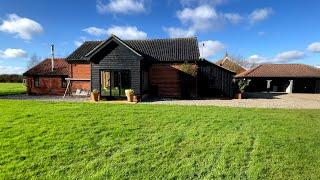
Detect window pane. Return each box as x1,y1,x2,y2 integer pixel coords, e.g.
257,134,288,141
101,71,111,96
120,71,131,96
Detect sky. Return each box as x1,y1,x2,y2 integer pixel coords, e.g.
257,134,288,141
0,0,320,74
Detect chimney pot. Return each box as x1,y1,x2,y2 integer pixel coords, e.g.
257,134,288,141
51,44,54,71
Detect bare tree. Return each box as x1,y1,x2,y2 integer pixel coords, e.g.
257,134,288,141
27,53,41,69
230,54,259,69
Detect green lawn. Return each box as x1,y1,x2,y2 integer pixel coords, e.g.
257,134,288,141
0,83,26,96
0,100,319,179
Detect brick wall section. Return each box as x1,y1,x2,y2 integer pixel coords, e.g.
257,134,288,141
26,77,66,95
149,64,181,97
71,64,91,79
70,64,91,92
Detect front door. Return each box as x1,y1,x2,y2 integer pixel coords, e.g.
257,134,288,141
101,70,131,98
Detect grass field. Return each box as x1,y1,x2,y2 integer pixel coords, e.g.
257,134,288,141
0,100,319,179
0,83,26,96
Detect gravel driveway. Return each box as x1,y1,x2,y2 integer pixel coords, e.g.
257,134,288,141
144,93,320,109
1,93,319,109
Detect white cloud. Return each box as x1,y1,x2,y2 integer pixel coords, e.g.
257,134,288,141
175,5,246,33
258,31,266,36
249,8,273,25
177,5,221,32
74,41,83,47
224,13,243,24
82,27,107,36
0,14,43,40
74,36,87,47
248,54,267,63
163,27,195,38
0,48,27,59
248,50,306,64
274,50,305,61
0,66,25,75
81,26,147,40
199,40,225,58
96,0,145,14
180,0,225,7
307,42,320,53
106,26,147,39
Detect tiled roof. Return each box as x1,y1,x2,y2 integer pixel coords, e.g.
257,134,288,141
125,38,200,61
66,37,200,62
236,64,320,78
201,59,236,73
66,41,102,62
215,56,246,74
23,58,70,76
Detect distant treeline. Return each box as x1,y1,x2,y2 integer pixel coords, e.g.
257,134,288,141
0,74,24,83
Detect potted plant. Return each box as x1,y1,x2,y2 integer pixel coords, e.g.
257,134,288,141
91,89,100,102
235,79,249,99
125,89,134,102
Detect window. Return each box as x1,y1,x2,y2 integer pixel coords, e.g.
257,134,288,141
34,77,40,87
100,70,131,97
61,77,67,88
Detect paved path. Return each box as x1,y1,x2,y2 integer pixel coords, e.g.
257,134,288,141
143,93,320,109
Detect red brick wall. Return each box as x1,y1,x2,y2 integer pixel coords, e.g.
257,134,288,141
70,64,91,92
26,77,66,95
71,64,90,79
149,64,181,97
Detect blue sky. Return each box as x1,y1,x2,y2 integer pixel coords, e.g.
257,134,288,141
0,0,320,74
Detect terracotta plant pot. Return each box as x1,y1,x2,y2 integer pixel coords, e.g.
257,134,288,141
91,93,100,102
235,93,242,99
133,95,139,102
127,94,134,102
125,89,134,102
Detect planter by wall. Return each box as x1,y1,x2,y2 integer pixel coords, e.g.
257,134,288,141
235,93,242,99
91,93,100,102
125,89,134,102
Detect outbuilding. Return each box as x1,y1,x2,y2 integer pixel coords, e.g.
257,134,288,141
236,64,320,93
23,58,69,95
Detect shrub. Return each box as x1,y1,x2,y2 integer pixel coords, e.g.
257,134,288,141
125,89,134,96
92,89,99,94
174,63,198,77
237,79,249,93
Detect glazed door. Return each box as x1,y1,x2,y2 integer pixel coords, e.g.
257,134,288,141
101,70,130,97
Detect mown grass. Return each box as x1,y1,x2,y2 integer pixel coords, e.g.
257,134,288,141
0,100,319,179
0,83,26,96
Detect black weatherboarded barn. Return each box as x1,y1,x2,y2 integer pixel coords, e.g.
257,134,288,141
66,35,235,99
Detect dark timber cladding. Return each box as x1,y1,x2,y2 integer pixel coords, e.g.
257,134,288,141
198,59,236,97
90,41,142,95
